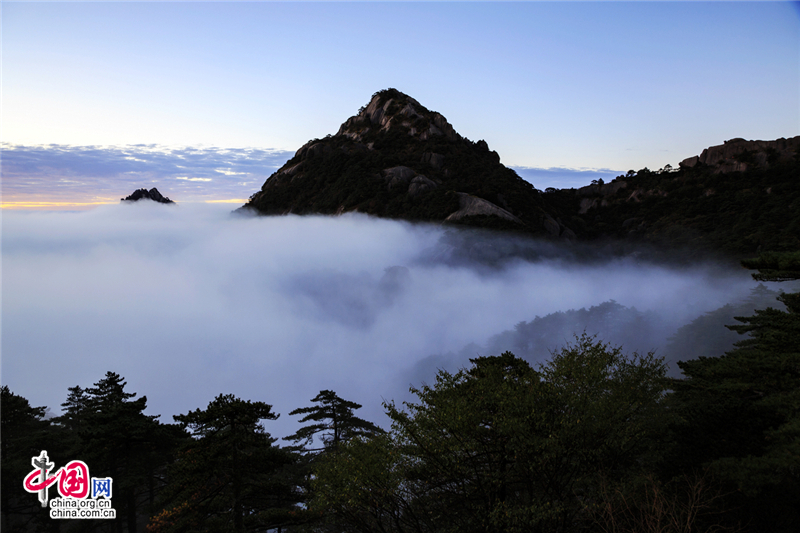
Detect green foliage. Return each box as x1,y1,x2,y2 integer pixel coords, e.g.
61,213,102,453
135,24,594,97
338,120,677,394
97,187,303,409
663,284,787,364
63,371,176,533
669,261,800,531
150,394,302,533
741,251,800,281
1,373,185,532
546,160,800,257
1,386,56,532
310,433,414,533
311,337,668,533
283,390,383,452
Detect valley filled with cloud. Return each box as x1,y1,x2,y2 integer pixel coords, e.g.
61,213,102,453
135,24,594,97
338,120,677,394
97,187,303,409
3,204,762,437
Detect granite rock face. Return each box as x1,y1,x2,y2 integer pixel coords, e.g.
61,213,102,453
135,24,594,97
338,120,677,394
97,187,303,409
679,137,800,173
121,188,175,204
444,193,522,225
333,92,462,144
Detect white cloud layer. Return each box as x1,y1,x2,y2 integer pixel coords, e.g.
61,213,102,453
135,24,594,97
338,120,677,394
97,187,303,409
2,205,758,439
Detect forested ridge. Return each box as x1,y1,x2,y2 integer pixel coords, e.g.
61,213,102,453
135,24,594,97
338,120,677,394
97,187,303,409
544,157,800,259
239,88,800,262
3,252,799,532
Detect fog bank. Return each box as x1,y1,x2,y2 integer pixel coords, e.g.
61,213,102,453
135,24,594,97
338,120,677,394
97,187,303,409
2,204,758,438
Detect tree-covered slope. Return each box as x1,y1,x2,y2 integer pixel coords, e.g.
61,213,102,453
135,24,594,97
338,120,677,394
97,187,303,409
546,138,800,257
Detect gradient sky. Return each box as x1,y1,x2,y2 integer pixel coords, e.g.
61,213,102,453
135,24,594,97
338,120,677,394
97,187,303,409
2,1,799,207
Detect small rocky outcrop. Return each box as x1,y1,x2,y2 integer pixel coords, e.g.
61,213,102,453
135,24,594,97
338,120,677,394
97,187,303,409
379,166,440,197
576,180,627,198
121,188,175,204
679,136,800,173
382,166,417,189
408,176,438,198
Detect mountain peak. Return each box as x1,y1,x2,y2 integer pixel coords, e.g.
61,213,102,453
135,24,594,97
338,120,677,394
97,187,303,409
121,188,175,204
240,90,566,237
334,88,460,145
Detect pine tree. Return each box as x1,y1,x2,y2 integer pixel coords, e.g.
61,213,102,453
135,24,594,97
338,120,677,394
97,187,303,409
1,386,59,532
149,394,302,533
59,385,90,432
57,371,178,533
312,339,668,533
670,252,800,531
283,390,383,452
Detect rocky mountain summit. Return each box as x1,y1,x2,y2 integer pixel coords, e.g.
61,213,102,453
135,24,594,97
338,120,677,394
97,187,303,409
121,188,175,204
240,89,572,237
679,136,800,174
238,88,798,257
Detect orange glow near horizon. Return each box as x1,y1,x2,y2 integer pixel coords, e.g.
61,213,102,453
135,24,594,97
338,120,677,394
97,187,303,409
1,200,117,211
1,198,249,210
204,199,248,204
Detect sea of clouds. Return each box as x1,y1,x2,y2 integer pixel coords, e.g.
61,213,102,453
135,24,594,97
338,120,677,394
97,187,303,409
2,203,759,440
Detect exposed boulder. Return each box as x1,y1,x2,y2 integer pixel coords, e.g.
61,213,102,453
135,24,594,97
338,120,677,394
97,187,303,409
408,175,438,198
542,215,576,239
543,215,561,237
305,143,330,159
382,166,416,189
431,113,458,141
579,198,598,214
280,162,304,176
445,193,523,225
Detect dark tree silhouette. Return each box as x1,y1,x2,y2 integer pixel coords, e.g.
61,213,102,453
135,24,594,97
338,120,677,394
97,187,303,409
149,394,302,533
284,390,383,453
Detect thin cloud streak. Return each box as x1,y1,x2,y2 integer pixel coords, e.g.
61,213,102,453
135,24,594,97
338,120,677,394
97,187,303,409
2,205,758,438
0,144,626,210
1,144,294,208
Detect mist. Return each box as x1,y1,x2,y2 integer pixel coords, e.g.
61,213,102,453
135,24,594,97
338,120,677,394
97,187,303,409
2,203,759,439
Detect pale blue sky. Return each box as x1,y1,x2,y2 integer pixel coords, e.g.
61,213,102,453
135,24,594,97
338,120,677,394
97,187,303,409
2,1,799,202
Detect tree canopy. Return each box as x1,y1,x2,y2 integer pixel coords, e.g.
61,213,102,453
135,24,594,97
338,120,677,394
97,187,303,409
668,252,800,531
283,389,383,452
312,336,669,533
149,394,302,533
